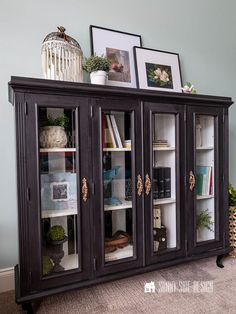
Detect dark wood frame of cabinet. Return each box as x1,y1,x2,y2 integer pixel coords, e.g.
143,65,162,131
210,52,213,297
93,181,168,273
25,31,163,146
9,76,233,307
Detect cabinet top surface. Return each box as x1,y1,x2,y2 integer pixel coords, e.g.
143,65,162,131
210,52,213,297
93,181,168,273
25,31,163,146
8,76,233,107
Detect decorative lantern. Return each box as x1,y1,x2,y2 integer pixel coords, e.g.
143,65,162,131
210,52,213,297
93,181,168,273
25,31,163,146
41,26,83,82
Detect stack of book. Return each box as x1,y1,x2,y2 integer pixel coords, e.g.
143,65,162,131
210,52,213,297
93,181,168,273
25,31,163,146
153,139,169,148
102,113,123,148
153,167,171,199
196,166,212,196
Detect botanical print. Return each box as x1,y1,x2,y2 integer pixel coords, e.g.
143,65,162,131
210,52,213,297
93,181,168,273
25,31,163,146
145,62,173,89
106,48,131,82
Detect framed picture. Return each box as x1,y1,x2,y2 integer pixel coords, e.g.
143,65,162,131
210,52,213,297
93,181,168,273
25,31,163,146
90,25,142,88
134,47,182,92
50,182,69,202
41,172,77,210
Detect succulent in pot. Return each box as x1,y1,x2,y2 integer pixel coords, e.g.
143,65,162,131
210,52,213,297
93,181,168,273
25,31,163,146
39,114,69,148
83,54,111,85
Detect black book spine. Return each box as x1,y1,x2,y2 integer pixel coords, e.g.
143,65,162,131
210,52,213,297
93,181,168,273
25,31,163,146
157,167,165,199
164,167,171,198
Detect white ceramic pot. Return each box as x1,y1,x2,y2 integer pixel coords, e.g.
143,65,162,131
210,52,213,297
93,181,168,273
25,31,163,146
90,70,107,85
39,126,67,148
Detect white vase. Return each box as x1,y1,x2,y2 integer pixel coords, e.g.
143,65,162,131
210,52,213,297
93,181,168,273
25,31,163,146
90,71,107,85
39,126,67,148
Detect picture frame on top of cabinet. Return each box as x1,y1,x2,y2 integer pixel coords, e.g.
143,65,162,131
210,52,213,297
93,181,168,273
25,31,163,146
134,47,182,92
90,25,142,88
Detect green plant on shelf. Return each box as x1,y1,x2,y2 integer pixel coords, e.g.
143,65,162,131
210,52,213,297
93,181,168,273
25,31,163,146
40,114,69,128
196,209,214,231
229,183,236,207
42,256,54,276
83,54,111,73
47,225,66,242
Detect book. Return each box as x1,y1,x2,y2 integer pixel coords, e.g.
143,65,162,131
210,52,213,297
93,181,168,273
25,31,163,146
153,205,161,228
153,167,165,199
196,166,212,195
102,113,107,148
164,167,171,198
110,114,123,148
106,114,117,148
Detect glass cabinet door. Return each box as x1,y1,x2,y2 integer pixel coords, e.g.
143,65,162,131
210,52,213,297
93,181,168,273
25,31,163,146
39,107,79,276
144,104,185,265
195,115,215,243
25,94,90,290
92,100,143,276
188,107,224,254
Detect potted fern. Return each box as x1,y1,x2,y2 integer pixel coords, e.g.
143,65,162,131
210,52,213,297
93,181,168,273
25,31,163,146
196,209,214,241
39,114,69,148
83,54,111,85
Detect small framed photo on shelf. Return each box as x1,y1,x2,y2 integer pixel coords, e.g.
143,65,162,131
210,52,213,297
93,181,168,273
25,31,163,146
134,47,182,92
90,25,142,88
50,182,69,202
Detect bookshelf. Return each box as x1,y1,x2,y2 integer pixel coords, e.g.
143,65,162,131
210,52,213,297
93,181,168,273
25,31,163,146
10,76,232,308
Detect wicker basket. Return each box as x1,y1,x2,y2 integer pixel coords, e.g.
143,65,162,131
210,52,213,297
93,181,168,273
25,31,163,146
229,206,236,257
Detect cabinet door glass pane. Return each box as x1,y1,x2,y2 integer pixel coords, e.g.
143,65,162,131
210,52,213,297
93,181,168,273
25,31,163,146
195,115,215,242
102,111,134,263
39,107,79,276
152,114,177,253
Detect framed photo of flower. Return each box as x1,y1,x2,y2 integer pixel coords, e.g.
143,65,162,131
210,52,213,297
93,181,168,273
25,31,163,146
90,25,142,88
134,47,182,92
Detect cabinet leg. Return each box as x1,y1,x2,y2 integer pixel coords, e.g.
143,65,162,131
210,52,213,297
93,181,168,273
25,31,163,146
22,302,34,314
216,254,225,268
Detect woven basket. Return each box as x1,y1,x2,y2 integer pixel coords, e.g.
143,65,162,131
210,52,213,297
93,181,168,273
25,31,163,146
229,206,236,257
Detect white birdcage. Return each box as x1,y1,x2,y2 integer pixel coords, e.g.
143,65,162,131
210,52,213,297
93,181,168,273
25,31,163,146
41,26,83,82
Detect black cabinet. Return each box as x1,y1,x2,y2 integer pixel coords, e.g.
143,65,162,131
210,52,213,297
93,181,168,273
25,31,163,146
9,77,233,306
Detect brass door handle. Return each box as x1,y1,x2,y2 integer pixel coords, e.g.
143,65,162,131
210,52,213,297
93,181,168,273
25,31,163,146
82,177,88,202
189,171,195,191
137,175,143,196
145,174,151,195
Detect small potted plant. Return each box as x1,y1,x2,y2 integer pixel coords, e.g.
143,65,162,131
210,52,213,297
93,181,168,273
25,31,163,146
83,54,111,85
196,209,214,241
39,114,69,148
42,255,54,276
229,184,236,256
46,225,68,272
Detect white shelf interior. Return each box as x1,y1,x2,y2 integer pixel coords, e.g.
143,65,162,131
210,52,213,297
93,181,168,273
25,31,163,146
153,147,175,151
40,148,76,153
104,198,132,211
103,148,131,152
153,114,176,148
197,195,214,200
105,244,133,262
42,209,77,218
154,198,176,205
60,253,78,270
157,203,177,249
196,115,214,148
196,198,215,242
196,146,214,151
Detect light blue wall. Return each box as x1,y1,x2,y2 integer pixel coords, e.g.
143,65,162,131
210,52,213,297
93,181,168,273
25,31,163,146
1,0,236,268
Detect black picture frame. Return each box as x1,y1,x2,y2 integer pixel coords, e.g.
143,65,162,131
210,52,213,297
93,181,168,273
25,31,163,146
134,46,183,92
90,25,142,88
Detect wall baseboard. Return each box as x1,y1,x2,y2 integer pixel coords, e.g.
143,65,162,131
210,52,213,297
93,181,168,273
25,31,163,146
0,268,14,293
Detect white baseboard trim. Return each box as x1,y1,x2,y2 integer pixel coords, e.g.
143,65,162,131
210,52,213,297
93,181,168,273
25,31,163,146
0,267,15,293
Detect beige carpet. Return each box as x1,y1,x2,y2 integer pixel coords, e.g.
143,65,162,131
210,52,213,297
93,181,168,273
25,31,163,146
1,256,236,314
